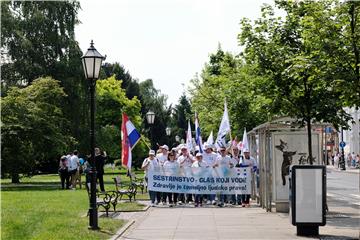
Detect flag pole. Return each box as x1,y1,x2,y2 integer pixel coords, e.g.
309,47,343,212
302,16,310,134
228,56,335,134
141,136,151,150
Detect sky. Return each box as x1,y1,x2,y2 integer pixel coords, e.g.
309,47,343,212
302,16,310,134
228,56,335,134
76,0,274,105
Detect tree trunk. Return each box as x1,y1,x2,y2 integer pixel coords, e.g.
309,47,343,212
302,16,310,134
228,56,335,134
11,173,20,183
307,118,313,165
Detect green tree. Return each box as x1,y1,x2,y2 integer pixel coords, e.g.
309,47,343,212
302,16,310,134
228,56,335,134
171,93,193,144
1,77,73,183
95,76,146,167
190,47,269,140
1,0,81,87
139,79,171,148
100,62,140,100
1,0,90,156
238,0,353,163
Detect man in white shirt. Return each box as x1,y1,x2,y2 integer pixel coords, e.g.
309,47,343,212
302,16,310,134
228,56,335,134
177,145,194,168
68,150,80,190
215,146,233,207
157,145,169,166
142,150,160,206
202,143,217,204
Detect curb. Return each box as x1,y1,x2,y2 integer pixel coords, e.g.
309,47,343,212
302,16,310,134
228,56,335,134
109,219,135,240
327,167,359,175
117,205,150,212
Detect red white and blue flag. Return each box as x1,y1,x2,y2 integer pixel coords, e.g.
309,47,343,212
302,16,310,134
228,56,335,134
121,113,141,169
195,112,203,153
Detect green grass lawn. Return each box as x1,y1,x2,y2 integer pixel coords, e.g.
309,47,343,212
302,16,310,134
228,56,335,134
1,167,149,240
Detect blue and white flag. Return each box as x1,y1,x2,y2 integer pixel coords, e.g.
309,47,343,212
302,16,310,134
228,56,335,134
195,113,203,153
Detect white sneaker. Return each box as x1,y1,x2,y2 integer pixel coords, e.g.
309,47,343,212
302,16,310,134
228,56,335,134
212,200,217,205
206,200,211,205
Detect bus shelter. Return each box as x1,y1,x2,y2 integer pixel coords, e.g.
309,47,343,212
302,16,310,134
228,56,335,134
248,117,332,212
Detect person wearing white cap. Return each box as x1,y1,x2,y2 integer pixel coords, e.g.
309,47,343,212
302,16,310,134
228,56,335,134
230,146,243,205
214,146,234,207
177,144,195,204
163,149,179,207
191,152,207,207
142,150,160,206
241,148,257,207
202,143,217,205
156,144,169,204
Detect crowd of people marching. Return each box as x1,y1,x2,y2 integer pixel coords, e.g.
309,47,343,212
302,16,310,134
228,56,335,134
141,143,257,208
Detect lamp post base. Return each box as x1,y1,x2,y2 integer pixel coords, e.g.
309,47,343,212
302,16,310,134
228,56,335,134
296,226,319,236
89,208,99,230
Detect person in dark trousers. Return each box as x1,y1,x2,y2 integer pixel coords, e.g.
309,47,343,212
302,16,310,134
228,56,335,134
58,155,70,189
95,147,106,192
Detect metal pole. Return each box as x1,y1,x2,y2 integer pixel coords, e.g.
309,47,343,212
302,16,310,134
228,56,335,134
89,78,99,230
341,128,346,170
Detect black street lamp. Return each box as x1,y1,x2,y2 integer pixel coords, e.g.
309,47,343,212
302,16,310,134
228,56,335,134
81,40,105,230
146,111,155,148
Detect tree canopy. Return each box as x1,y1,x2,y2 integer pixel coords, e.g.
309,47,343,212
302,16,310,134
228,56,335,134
1,77,73,182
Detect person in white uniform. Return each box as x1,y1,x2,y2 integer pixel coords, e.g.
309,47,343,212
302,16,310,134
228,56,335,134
177,145,194,204
192,152,207,207
202,143,217,204
241,148,257,207
214,146,234,207
156,145,169,204
163,150,179,206
142,150,160,206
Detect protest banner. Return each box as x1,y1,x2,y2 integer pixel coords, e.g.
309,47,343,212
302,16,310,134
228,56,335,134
148,166,252,194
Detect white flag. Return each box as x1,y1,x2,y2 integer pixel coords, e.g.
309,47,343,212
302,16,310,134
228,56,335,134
215,101,231,148
206,130,214,145
186,120,193,152
241,128,249,153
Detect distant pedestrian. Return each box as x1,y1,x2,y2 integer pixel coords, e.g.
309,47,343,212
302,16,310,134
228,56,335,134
95,148,106,192
58,155,70,189
68,150,80,189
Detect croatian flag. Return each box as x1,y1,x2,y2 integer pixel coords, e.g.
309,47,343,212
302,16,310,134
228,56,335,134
121,113,141,169
195,113,203,153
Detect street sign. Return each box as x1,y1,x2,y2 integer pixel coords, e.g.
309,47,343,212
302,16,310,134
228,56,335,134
339,141,346,148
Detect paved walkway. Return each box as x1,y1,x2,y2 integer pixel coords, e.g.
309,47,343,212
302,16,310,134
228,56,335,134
116,203,359,240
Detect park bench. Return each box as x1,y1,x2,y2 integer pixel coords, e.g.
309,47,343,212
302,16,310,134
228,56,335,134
129,172,146,194
86,183,118,216
113,176,137,201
